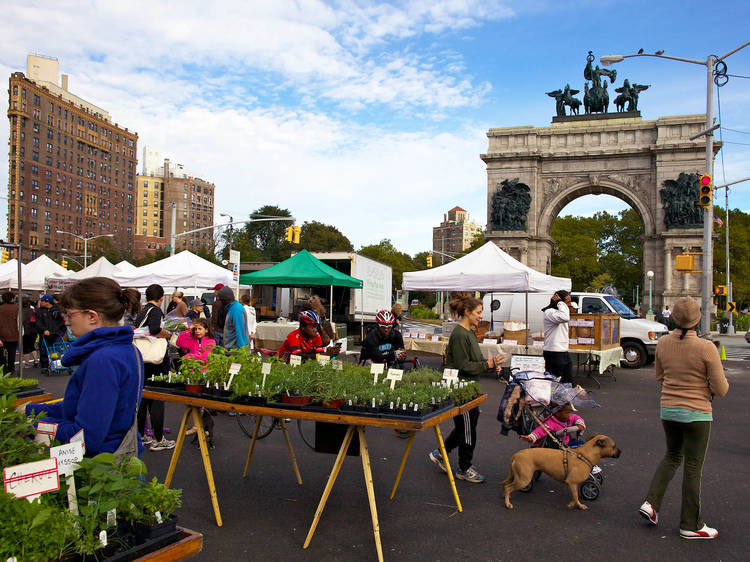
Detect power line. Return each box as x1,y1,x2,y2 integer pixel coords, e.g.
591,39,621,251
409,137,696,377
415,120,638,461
721,127,750,135
722,140,750,146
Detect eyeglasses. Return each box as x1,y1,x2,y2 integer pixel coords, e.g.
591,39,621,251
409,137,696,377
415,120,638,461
62,309,89,321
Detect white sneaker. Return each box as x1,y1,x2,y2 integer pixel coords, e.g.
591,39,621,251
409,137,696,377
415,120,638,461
680,524,718,540
149,437,176,451
141,435,154,447
639,501,658,525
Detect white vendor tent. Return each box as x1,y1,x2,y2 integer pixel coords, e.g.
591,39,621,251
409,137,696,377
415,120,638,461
403,242,571,292
47,257,123,291
115,250,233,289
0,254,73,291
0,259,19,279
115,260,137,272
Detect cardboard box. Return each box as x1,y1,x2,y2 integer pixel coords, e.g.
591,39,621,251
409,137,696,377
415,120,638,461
569,313,620,350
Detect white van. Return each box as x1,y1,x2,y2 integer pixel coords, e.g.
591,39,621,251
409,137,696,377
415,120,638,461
482,292,668,369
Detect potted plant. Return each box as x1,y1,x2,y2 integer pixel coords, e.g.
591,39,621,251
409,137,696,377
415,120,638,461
126,477,183,545
179,357,205,394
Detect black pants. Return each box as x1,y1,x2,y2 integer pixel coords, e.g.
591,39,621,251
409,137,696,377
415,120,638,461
1,340,17,373
543,350,573,384
444,408,480,471
137,399,166,441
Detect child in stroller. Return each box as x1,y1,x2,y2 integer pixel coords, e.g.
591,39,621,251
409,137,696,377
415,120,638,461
521,403,586,447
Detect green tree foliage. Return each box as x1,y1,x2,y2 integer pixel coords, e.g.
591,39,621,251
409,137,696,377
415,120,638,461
713,207,750,308
298,221,354,252
229,205,293,262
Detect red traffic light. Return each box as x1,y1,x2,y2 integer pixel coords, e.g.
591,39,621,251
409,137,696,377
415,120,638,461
700,175,711,186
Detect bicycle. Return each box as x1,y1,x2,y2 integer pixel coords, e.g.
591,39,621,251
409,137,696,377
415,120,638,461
236,413,316,450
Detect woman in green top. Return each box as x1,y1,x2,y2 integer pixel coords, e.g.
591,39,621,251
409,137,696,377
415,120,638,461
428,294,504,483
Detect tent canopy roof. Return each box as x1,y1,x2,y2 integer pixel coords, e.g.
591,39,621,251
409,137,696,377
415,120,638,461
115,251,233,288
402,242,571,293
0,255,72,291
239,249,363,288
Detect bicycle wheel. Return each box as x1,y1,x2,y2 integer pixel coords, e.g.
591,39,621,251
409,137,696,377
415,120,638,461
236,414,274,439
297,419,316,450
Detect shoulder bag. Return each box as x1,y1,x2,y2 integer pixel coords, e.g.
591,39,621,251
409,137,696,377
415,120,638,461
133,304,168,364
113,346,143,459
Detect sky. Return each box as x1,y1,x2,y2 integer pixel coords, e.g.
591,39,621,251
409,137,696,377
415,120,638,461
1,0,749,255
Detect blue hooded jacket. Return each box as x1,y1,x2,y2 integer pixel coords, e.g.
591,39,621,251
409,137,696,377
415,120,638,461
26,326,143,456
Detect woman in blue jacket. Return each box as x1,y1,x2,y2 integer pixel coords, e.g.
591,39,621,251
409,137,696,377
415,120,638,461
23,277,143,456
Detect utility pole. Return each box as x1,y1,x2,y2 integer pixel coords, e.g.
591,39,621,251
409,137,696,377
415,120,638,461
169,202,177,256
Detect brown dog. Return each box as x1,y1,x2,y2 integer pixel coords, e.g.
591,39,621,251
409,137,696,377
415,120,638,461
501,434,621,510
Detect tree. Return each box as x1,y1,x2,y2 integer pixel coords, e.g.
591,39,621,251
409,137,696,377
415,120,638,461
550,215,602,290
299,221,353,252
358,239,416,292
713,207,750,309
229,205,293,262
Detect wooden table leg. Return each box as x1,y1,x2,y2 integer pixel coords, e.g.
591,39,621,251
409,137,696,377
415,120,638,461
434,424,462,513
192,407,223,527
389,430,415,500
358,426,384,562
164,406,192,488
303,425,355,549
242,415,264,478
279,418,303,485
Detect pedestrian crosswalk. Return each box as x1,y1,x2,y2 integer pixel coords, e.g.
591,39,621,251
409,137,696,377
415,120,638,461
721,346,750,361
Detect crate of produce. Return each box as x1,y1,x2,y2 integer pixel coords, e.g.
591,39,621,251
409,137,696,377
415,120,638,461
569,313,620,350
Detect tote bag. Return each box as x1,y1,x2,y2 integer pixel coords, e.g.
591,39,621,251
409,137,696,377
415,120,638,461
113,346,143,459
134,304,168,364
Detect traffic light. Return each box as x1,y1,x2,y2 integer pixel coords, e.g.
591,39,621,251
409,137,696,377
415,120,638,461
0,249,8,264
292,225,301,244
426,255,433,268
714,285,727,296
284,226,294,242
698,174,712,210
61,258,68,269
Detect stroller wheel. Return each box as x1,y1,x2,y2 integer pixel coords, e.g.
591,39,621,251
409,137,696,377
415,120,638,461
579,480,600,501
593,471,604,485
520,476,536,493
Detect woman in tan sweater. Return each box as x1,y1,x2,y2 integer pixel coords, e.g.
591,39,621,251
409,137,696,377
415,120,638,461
639,297,729,540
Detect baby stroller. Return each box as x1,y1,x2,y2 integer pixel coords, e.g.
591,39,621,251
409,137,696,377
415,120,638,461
43,337,74,376
497,369,604,501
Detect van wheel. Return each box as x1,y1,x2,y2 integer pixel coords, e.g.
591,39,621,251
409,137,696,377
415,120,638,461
621,341,647,369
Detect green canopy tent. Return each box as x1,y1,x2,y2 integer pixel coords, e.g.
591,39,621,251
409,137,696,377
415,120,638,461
239,249,364,337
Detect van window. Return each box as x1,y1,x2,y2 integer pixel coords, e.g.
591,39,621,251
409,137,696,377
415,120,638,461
604,295,636,318
581,297,610,314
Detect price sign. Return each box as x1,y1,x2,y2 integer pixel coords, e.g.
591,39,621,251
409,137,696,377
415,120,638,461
418,333,427,339
510,355,546,374
370,362,384,384
229,363,242,375
261,362,271,388
317,354,331,366
3,458,60,500
482,338,498,345
35,422,58,446
442,368,459,386
386,368,403,390
289,354,302,366
49,442,84,477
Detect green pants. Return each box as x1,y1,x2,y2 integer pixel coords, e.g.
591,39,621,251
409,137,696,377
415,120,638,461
645,419,712,531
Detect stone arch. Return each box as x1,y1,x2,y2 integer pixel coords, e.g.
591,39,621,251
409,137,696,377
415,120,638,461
538,179,655,238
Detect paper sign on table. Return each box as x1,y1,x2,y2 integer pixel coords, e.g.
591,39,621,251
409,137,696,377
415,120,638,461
431,335,440,342
503,340,517,346
317,354,331,366
510,355,546,374
386,369,403,390
3,458,60,500
35,422,58,446
418,333,427,339
482,338,498,345
402,331,411,339
289,354,302,366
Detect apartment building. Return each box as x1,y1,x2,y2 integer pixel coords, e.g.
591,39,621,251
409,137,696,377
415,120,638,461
432,206,483,264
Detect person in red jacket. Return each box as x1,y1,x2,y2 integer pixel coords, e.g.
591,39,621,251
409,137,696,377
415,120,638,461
277,310,326,362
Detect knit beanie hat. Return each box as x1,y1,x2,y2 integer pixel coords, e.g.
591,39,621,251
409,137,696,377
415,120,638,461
671,297,700,329
217,286,235,303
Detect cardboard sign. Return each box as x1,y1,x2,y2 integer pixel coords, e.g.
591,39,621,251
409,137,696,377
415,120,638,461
35,422,58,446
3,458,60,500
289,354,302,366
317,354,331,366
50,442,84,477
386,369,403,390
482,338,498,345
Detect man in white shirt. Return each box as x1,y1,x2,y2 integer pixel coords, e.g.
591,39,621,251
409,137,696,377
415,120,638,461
542,290,576,384
661,305,672,329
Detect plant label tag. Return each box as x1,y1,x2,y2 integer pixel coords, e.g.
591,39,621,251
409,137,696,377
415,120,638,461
431,335,440,342
483,338,498,345
225,373,236,391
370,362,384,384
290,355,302,366
168,373,172,383
386,369,403,390
35,422,58,446
229,363,242,375
332,359,343,371
107,509,116,528
317,354,331,366
261,363,272,375
442,368,459,384
3,458,60,500
50,442,84,477
70,429,86,455
155,510,163,524
99,530,107,547
7,557,18,562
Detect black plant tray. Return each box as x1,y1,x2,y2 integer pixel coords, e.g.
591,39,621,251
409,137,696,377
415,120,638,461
144,381,182,390
231,395,267,406
13,386,44,399
97,527,182,561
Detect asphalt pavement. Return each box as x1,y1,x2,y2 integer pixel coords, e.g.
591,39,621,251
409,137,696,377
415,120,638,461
27,355,750,561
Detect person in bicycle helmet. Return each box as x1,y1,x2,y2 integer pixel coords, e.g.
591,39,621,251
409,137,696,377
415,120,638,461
360,310,406,366
278,309,327,362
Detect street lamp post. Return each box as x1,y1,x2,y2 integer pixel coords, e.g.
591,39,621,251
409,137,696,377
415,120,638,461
647,270,655,321
601,41,750,335
220,213,234,268
56,231,114,268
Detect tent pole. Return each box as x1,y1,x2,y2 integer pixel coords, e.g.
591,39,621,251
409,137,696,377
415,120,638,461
329,285,333,328
17,246,23,379
525,291,529,353
360,285,364,342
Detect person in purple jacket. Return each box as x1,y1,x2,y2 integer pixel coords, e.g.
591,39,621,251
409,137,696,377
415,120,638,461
22,277,143,457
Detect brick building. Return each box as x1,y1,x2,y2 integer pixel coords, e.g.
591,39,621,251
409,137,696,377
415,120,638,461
6,55,137,261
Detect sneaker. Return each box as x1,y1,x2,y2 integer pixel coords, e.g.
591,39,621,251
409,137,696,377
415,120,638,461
141,435,154,447
639,501,658,525
428,450,447,473
149,437,176,451
455,466,486,483
680,524,718,540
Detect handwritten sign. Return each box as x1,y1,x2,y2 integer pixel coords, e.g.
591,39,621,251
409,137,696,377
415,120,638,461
317,354,331,366
386,369,403,390
370,362,384,384
289,354,302,366
482,338,498,345
510,355,546,374
50,442,84,477
3,458,60,500
442,368,459,385
35,422,58,446
229,363,242,375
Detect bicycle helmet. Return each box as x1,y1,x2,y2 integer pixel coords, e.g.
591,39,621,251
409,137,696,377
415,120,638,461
298,309,321,325
376,310,395,326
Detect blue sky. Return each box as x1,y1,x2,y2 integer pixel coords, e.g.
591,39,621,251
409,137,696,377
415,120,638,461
1,0,749,255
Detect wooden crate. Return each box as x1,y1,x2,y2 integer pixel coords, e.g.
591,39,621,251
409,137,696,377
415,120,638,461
569,313,620,350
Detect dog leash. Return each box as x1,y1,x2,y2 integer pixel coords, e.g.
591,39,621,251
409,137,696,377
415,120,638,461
526,407,594,478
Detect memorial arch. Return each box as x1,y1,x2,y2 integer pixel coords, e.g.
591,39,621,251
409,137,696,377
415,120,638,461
481,114,714,311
